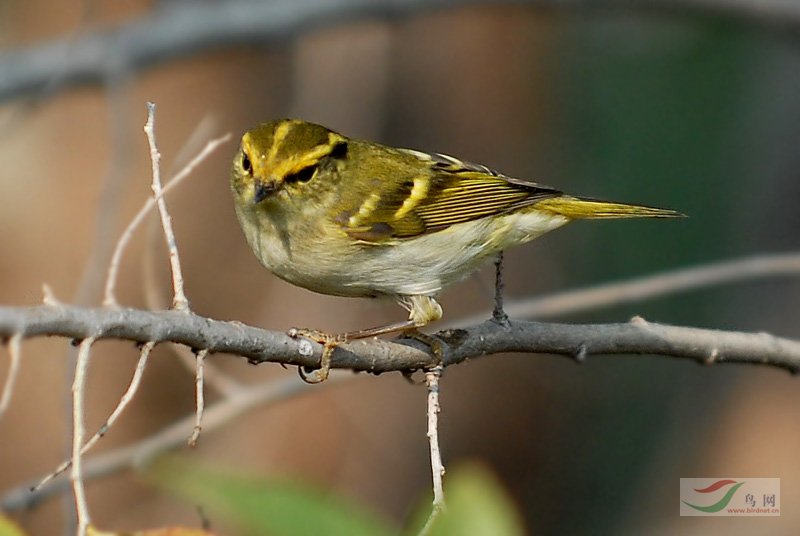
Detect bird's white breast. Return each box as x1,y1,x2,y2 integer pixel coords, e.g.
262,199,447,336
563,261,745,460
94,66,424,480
237,202,568,298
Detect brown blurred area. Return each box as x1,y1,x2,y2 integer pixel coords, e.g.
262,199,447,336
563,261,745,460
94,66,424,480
2,1,800,535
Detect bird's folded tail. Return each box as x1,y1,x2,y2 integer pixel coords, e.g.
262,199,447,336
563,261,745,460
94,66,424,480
533,195,685,219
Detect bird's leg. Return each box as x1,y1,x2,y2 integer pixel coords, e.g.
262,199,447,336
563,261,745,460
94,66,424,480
288,295,444,383
396,295,445,368
349,295,446,383
340,319,418,339
492,250,510,327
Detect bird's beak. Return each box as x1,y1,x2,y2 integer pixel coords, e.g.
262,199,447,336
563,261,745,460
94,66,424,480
253,179,279,204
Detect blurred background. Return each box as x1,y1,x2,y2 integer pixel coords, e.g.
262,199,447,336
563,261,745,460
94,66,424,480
1,1,799,534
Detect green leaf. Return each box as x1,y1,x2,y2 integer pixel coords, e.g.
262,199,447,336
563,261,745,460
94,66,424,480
146,457,393,536
407,463,525,536
0,515,27,536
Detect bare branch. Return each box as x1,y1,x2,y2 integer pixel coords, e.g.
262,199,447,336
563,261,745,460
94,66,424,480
187,349,208,447
33,342,155,491
2,374,341,512
71,338,95,536
103,132,230,307
1,304,799,374
144,103,189,311
3,291,797,511
421,365,446,535
2,0,800,103
491,252,509,326
0,334,22,420
455,251,800,325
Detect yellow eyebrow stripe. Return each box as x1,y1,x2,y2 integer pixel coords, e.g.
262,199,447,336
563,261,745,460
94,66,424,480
302,140,336,163
267,121,293,163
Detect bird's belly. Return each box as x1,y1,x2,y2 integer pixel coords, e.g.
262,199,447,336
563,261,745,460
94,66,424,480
250,209,568,298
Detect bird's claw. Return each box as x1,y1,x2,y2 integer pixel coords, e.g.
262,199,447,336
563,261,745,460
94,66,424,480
287,328,346,384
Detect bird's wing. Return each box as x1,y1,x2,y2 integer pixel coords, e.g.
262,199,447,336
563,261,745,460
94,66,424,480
335,149,561,243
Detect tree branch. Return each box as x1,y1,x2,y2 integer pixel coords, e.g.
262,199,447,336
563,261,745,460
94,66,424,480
2,0,799,103
2,305,799,374
454,251,800,325
1,374,327,512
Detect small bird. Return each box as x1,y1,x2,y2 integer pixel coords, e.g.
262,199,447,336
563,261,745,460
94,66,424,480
231,119,683,380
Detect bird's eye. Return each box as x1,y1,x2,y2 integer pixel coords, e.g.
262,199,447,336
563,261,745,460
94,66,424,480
285,165,316,184
242,152,252,174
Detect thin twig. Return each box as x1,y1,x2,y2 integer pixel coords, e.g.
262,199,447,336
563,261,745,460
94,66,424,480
169,115,219,173
0,333,22,420
71,338,95,536
492,251,509,326
33,342,155,491
420,365,445,535
454,251,800,325
41,284,63,307
144,102,189,312
188,349,208,447
2,374,346,511
60,79,135,535
103,132,231,307
174,340,242,397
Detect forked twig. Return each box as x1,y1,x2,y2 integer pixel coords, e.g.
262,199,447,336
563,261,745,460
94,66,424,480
2,374,331,511
33,342,155,491
102,132,230,307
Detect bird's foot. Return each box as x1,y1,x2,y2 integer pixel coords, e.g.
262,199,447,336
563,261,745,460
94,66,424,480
287,328,346,384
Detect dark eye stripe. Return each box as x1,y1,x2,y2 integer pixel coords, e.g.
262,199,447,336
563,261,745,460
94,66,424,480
285,165,316,183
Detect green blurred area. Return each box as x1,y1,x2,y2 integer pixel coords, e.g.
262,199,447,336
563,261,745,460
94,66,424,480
501,15,798,535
